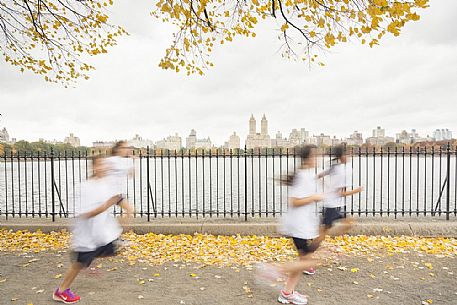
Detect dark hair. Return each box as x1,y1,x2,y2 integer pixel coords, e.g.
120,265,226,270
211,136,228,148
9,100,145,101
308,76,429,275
327,145,347,175
331,144,346,161
281,145,317,186
112,140,127,155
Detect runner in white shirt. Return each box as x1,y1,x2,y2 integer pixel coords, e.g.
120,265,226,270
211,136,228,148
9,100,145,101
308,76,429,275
105,141,135,231
53,156,132,304
258,145,325,305
105,140,134,198
319,145,362,236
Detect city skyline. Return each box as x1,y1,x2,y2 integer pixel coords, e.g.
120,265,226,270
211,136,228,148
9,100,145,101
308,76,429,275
0,115,453,149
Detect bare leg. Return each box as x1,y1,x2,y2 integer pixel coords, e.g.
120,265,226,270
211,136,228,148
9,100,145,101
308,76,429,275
59,262,83,291
283,255,316,293
331,217,354,236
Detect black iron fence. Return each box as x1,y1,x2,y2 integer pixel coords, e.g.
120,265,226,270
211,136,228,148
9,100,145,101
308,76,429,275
0,145,456,221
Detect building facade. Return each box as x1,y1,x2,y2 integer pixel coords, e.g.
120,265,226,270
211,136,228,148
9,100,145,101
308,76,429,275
64,133,81,147
128,134,154,148
366,126,394,146
433,129,452,141
245,114,271,149
156,133,182,151
345,130,363,146
93,141,115,148
224,132,240,150
372,126,385,138
186,129,212,149
0,127,10,143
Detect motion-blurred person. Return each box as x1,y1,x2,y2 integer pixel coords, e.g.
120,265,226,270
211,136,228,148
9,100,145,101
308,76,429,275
106,140,134,227
53,156,131,304
258,145,325,305
319,145,362,236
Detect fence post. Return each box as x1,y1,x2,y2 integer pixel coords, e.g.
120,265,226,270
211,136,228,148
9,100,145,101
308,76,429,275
50,148,56,222
147,146,150,222
446,142,451,221
244,146,248,222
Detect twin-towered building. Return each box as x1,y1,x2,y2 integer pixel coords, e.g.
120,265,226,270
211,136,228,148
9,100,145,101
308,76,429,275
245,114,272,149
245,115,311,149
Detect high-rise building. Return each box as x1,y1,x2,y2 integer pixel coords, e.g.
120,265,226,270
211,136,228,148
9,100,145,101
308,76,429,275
261,114,268,136
366,126,394,146
0,127,10,143
373,126,385,138
156,133,182,151
345,131,363,146
186,130,212,149
224,132,240,150
433,129,453,141
245,115,271,149
289,129,302,146
249,115,256,135
64,133,81,147
300,128,310,143
271,131,290,148
186,129,197,149
128,134,154,148
313,133,332,147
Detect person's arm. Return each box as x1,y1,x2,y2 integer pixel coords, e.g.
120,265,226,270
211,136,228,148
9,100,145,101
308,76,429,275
339,186,363,197
290,194,323,207
80,195,122,219
118,199,134,217
317,169,331,179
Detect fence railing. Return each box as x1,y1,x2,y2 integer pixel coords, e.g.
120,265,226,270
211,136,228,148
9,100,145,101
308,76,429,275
0,145,456,221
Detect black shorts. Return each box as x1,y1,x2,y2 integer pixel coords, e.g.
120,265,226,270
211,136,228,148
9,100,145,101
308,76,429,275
292,237,320,255
72,242,117,268
323,207,344,228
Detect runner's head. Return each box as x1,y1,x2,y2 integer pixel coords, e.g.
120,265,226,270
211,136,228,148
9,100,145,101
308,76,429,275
332,144,347,164
91,155,108,178
112,140,130,157
281,145,317,186
298,144,318,169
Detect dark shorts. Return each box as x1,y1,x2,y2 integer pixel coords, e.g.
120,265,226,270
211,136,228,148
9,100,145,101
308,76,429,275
323,207,344,228
292,237,320,255
72,242,117,268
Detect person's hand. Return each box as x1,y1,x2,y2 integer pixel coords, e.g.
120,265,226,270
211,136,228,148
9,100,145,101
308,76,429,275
354,186,363,193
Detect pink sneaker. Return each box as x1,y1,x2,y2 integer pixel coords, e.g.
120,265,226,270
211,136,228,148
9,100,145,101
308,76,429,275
53,288,81,304
303,268,316,275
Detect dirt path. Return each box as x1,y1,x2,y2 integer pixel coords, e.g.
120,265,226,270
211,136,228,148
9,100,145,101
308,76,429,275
1,250,456,305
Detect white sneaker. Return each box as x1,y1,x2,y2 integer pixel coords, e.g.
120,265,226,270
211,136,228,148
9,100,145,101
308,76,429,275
278,290,308,305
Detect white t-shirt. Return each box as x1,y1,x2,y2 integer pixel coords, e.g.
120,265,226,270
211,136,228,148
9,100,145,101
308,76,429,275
105,156,133,195
324,164,352,208
72,178,122,252
281,168,320,240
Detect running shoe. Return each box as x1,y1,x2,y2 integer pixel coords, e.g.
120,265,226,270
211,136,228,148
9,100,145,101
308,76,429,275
53,288,80,304
278,290,308,305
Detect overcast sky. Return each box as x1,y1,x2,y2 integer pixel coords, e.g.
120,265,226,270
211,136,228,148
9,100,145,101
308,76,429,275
1,0,456,146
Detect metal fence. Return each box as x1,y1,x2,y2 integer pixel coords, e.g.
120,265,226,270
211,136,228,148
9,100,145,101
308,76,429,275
0,145,456,221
